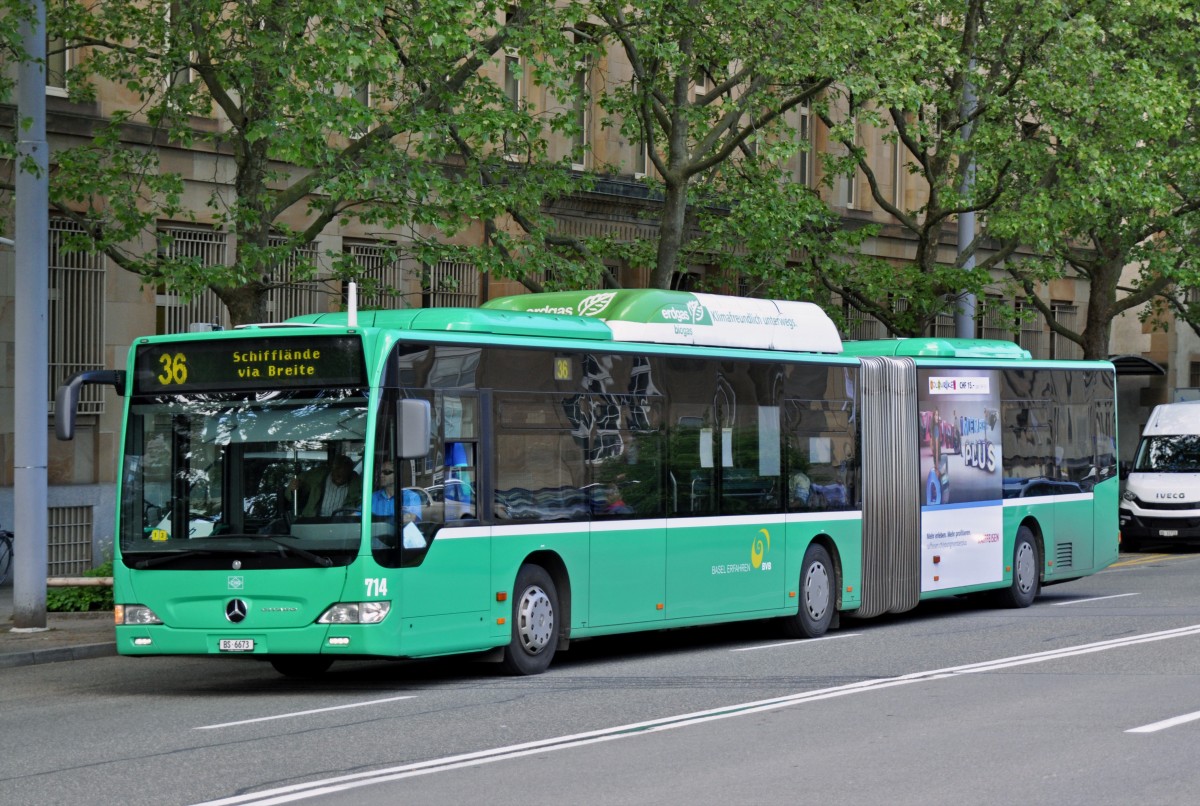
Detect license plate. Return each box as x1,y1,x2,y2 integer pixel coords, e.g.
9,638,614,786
1160,530,1179,537
219,639,255,652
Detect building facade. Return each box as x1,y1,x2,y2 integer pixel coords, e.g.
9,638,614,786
1,28,1131,572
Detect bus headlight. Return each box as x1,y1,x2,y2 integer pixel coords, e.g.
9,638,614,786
318,602,391,624
116,604,163,625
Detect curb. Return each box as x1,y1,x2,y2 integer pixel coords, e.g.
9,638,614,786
0,642,117,669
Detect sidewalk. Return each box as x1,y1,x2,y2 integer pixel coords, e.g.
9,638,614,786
0,584,116,669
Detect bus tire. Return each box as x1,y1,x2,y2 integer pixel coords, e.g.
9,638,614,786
501,564,559,675
269,656,334,678
782,543,835,638
999,526,1040,608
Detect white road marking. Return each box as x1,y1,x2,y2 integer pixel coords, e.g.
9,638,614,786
1051,592,1140,606
195,695,416,730
194,623,1200,806
731,633,863,651
1127,710,1200,734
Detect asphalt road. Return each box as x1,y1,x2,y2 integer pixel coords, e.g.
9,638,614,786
3,548,1199,806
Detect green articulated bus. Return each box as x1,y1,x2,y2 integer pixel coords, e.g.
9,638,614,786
56,289,1118,676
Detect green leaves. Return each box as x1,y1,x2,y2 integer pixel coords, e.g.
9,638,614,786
12,0,1200,347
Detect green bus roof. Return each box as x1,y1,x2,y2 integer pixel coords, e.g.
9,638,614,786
484,289,843,353
841,338,1032,360
287,306,614,341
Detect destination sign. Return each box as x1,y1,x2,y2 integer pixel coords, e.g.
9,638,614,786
133,335,367,394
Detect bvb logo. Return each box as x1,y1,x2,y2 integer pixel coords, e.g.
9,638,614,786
750,528,771,569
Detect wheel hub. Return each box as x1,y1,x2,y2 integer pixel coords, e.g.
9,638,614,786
803,562,830,620
516,585,554,654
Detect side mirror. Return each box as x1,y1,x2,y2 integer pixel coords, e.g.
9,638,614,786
1118,461,1130,480
397,399,432,459
56,370,126,440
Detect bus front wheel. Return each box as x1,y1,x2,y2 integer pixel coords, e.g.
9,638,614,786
999,526,1040,608
782,543,835,639
501,564,559,675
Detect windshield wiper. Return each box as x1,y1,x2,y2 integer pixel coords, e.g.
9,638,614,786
132,536,334,569
242,533,334,568
132,548,229,570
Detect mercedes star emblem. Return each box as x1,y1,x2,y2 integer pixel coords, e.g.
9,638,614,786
225,599,248,623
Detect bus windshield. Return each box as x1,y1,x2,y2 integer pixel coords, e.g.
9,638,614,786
1133,435,1200,473
120,388,370,569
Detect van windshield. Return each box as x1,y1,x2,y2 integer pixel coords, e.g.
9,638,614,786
1133,435,1200,473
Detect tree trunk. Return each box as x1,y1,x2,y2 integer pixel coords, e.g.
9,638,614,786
651,178,689,289
215,283,271,328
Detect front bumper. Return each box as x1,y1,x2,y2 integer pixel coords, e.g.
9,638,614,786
1119,508,1200,541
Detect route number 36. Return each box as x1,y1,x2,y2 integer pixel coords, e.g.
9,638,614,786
157,353,188,385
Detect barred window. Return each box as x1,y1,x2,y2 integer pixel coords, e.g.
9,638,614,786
423,260,479,308
265,235,326,322
48,505,93,576
345,241,413,309
1051,302,1083,360
932,312,955,339
155,224,229,334
977,296,1011,341
1016,301,1049,359
48,218,105,413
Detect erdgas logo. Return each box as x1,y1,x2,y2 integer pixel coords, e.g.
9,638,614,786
661,302,706,324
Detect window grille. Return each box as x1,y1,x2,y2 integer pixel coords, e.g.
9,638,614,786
423,260,479,308
48,218,106,414
346,241,412,309
978,296,1011,341
265,236,327,321
155,225,229,333
1016,301,1049,359
1051,302,1083,360
47,505,93,576
843,304,887,341
932,312,956,339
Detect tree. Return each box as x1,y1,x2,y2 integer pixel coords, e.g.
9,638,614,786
988,0,1200,359
31,0,592,326
0,0,38,227
589,0,889,293
811,0,1088,337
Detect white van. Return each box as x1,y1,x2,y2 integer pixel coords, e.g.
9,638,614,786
1119,401,1200,550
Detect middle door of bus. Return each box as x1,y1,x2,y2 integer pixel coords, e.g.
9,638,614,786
664,372,786,619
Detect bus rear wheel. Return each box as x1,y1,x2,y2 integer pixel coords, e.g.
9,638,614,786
501,564,559,675
998,526,1040,608
782,543,835,638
